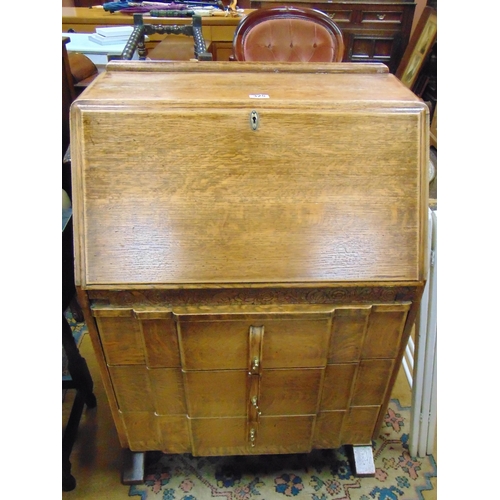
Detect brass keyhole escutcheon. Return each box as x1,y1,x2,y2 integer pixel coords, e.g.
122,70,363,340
250,110,259,131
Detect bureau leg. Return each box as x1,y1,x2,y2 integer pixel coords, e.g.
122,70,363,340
348,445,376,477
121,450,145,485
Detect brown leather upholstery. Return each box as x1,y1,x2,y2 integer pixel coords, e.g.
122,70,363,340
67,52,98,84
232,6,344,62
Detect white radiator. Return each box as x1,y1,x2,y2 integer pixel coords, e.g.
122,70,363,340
402,208,437,457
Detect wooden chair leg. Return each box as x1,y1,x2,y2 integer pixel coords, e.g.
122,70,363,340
69,296,85,323
62,314,97,490
62,315,96,408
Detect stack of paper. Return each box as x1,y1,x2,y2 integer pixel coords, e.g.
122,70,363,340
89,26,134,45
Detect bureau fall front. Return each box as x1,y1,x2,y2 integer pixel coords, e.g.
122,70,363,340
70,60,429,479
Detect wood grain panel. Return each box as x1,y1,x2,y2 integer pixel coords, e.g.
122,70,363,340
259,368,323,415
178,320,249,370
341,406,380,444
108,365,155,412
361,304,410,359
320,363,357,410
351,359,394,406
148,368,187,415
138,316,181,368
157,415,191,453
190,417,247,456
121,411,161,451
328,306,371,363
184,370,248,417
256,416,315,453
313,411,345,449
94,311,145,365
261,318,331,368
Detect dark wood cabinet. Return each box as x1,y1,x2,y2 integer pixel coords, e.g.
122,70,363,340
243,0,416,72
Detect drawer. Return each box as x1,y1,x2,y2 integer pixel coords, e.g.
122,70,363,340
327,303,410,363
190,415,315,455
360,8,406,27
121,412,191,452
315,405,380,447
318,8,354,24
184,368,323,418
341,406,380,445
259,368,323,415
184,370,248,417
178,310,332,371
93,307,180,367
93,308,146,366
108,365,186,414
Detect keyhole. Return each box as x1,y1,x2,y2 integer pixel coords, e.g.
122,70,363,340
250,110,259,131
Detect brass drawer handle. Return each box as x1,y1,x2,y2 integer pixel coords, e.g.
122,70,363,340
329,13,335,18
377,14,386,20
251,395,262,415
252,356,260,372
249,325,264,374
249,427,256,447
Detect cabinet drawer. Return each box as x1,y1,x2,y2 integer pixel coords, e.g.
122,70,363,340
190,415,315,455
184,370,248,417
121,412,191,453
360,9,405,27
93,309,145,366
109,365,186,414
93,307,180,367
178,311,332,371
260,368,323,415
319,8,354,24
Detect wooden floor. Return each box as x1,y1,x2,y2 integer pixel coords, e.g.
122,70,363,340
62,333,437,499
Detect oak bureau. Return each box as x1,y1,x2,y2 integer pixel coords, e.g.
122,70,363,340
70,61,429,479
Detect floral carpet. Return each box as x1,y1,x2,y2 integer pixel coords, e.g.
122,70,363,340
128,400,436,500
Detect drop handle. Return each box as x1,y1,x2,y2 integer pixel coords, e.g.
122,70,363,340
251,396,262,415
251,356,260,372
249,428,256,447
377,13,386,19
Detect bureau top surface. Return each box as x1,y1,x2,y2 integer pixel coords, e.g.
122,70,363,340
75,61,420,106
71,62,428,288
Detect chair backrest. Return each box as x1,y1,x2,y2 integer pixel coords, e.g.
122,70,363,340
232,6,344,62
121,14,212,61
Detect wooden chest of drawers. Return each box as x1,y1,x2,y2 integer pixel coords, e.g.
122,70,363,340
71,61,428,473
245,0,416,72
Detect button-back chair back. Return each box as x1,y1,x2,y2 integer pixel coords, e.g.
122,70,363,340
232,6,344,62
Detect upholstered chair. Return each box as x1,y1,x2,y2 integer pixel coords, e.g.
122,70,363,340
231,6,344,62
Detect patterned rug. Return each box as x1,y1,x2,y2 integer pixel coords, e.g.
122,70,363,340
128,400,436,500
